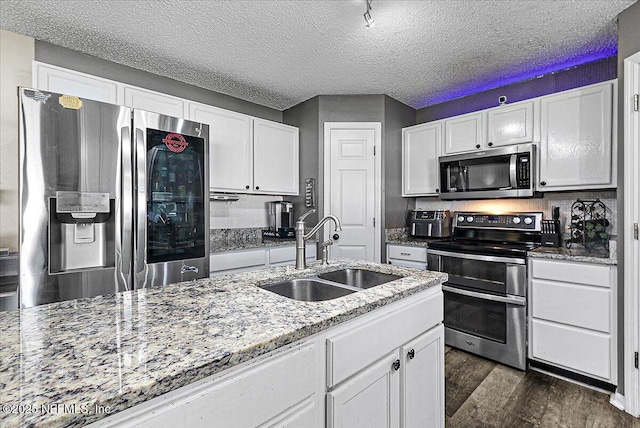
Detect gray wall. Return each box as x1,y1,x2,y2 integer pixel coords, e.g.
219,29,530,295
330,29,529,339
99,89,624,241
35,41,282,122
383,96,415,229
616,0,640,396
416,56,617,124
282,97,321,225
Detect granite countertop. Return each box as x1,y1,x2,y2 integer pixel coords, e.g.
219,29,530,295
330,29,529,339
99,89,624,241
0,260,446,428
529,245,616,265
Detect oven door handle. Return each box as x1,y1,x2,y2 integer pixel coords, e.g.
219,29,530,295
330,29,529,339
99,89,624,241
442,285,526,306
428,249,525,265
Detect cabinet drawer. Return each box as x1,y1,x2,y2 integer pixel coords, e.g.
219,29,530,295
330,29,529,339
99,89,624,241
210,249,266,272
531,319,611,380
531,279,611,333
269,243,317,264
531,259,612,288
387,245,427,263
269,246,297,264
326,289,442,387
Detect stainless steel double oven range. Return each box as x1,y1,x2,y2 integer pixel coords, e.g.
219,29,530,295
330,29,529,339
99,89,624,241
428,212,543,370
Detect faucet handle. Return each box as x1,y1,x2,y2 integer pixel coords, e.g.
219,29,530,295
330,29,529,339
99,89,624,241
320,239,333,249
299,209,316,221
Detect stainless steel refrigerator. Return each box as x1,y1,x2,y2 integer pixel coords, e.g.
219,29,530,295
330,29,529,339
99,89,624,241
18,88,209,308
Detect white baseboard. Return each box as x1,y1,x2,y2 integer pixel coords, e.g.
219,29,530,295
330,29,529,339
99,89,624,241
610,392,626,411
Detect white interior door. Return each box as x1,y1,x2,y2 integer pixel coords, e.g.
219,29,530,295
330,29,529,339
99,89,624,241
623,51,640,417
324,123,381,262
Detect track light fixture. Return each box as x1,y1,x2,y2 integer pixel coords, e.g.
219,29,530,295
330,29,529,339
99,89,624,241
364,0,374,27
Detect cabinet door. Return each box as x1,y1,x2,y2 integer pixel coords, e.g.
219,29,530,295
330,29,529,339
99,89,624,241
253,118,299,195
124,86,186,118
189,103,253,192
402,122,441,196
443,112,485,154
400,325,444,428
34,62,119,104
327,351,400,428
538,82,614,191
487,101,534,147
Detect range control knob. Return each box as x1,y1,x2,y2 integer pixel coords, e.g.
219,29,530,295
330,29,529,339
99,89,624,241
458,215,465,223
512,217,521,224
466,216,474,223
523,217,533,225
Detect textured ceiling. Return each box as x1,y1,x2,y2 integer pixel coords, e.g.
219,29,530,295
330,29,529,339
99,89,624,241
0,0,635,110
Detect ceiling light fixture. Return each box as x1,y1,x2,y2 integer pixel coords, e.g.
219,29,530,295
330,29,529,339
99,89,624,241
364,0,374,28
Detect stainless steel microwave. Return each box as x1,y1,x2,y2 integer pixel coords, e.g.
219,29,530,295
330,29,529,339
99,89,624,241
439,144,537,200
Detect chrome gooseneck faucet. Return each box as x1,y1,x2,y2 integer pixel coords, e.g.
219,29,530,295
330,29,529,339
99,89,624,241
295,209,342,269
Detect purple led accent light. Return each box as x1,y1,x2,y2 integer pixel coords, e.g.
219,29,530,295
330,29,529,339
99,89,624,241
417,50,618,109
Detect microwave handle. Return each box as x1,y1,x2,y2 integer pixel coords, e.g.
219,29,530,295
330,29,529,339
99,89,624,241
509,153,518,187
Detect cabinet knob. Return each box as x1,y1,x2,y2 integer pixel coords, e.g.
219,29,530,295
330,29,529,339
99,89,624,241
475,144,481,149
392,359,401,371
488,142,493,147
333,234,340,240
255,186,260,190
245,185,250,189
435,188,439,193
540,181,546,186
408,349,415,360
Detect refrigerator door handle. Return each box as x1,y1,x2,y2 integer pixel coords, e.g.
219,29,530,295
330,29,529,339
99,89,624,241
134,124,148,287
120,124,133,290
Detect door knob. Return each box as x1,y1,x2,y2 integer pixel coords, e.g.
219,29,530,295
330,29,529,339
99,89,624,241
333,234,340,240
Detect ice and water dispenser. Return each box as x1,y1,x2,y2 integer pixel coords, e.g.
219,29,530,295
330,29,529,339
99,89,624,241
49,191,115,273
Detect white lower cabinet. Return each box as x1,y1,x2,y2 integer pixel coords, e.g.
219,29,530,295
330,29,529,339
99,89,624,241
386,244,427,270
528,258,617,384
326,287,444,428
209,243,317,276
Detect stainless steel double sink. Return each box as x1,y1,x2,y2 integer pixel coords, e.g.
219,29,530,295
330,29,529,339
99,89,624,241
259,269,402,302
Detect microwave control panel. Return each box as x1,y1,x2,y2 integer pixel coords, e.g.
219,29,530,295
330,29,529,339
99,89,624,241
516,153,531,189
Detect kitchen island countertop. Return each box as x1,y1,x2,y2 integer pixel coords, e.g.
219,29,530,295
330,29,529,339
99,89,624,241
0,259,445,428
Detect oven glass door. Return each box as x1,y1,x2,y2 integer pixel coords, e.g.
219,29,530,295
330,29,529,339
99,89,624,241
444,290,507,343
441,255,507,294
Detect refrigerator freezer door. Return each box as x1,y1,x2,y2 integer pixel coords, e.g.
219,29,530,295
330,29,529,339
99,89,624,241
133,110,209,288
18,88,133,307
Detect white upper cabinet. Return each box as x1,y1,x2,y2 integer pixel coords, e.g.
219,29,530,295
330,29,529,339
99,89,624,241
487,100,535,147
124,86,187,118
189,103,253,193
34,62,120,104
402,121,442,197
538,81,616,191
443,111,486,154
253,118,299,195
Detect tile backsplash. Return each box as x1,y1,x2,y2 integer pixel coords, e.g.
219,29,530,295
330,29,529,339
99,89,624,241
210,194,285,229
415,190,617,238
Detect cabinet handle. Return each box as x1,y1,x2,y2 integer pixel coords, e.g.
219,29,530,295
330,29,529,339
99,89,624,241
255,186,260,190
408,349,415,360
333,234,340,240
245,185,250,189
435,188,439,193
488,142,493,147
392,359,401,371
400,252,411,256
475,144,481,149
540,181,546,186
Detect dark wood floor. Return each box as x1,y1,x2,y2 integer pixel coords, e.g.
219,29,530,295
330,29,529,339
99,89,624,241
445,347,640,428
